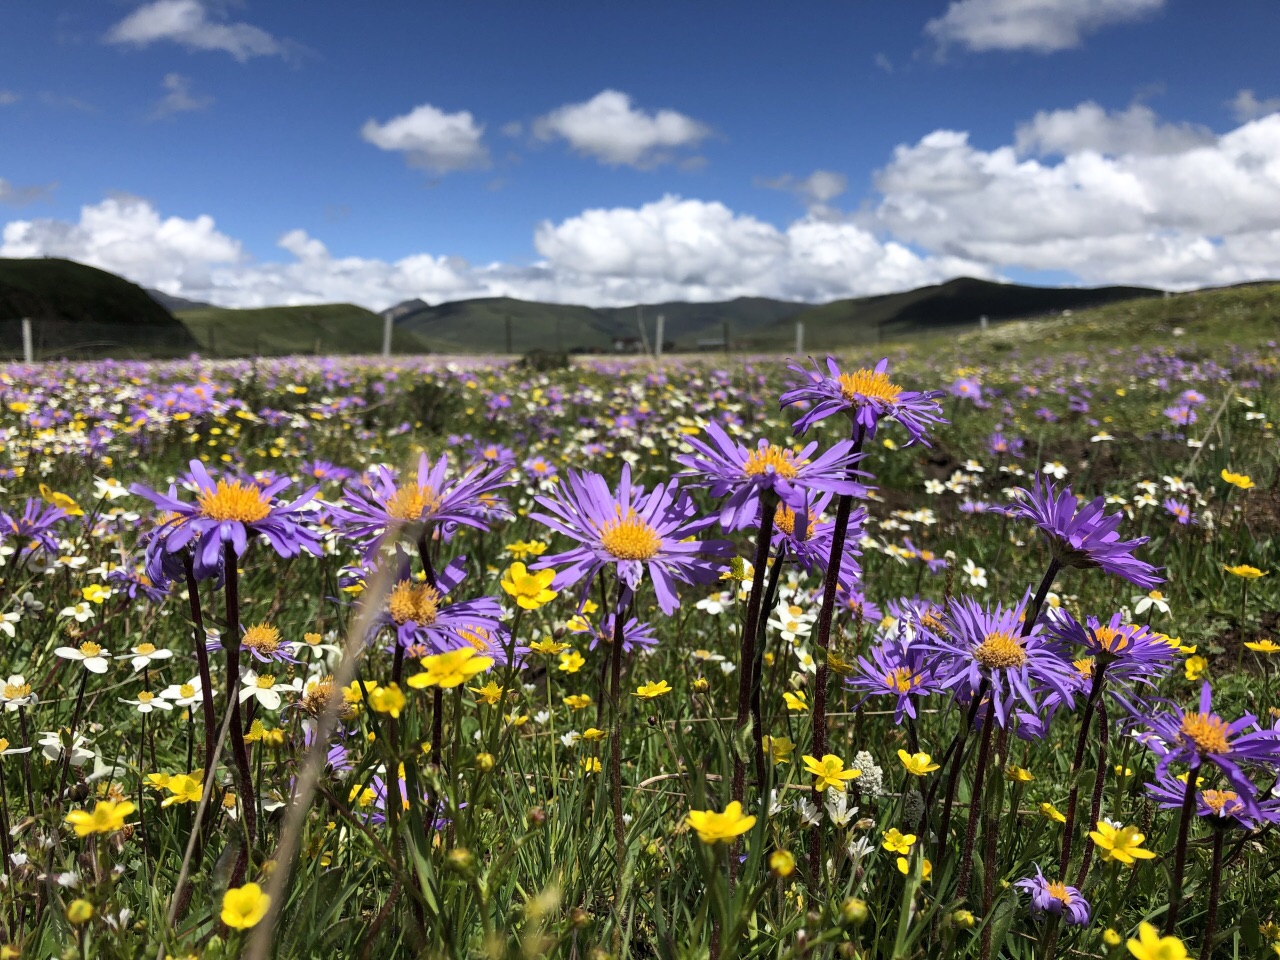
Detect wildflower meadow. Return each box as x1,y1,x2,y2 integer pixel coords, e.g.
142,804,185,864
0,336,1277,960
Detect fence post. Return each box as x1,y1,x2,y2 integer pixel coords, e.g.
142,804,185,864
382,311,393,357
21,318,33,363
795,320,804,356
655,314,664,363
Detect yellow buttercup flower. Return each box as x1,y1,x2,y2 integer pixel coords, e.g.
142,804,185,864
1184,655,1208,682
580,757,601,774
1089,822,1156,865
527,638,570,655
769,850,796,877
1040,802,1066,823
558,650,585,674
40,483,84,516
581,727,607,742
221,882,272,930
897,749,940,776
500,563,558,610
66,899,94,924
1223,564,1267,579
161,774,204,807
1220,469,1255,490
408,648,494,689
470,680,504,705
367,683,406,718
763,735,795,765
895,856,932,880
65,800,136,837
686,801,756,844
802,754,861,793
563,693,592,710
1125,922,1187,960
1005,765,1034,782
881,828,917,855
782,690,809,712
633,680,672,700
1245,639,1280,654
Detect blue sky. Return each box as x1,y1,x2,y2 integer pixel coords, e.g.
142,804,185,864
2,1,1279,308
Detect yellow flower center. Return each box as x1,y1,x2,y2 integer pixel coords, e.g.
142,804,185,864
3,681,30,700
884,667,915,693
744,445,799,479
384,482,443,522
255,676,276,690
179,683,195,698
138,691,154,703
1046,881,1073,905
973,631,1027,670
135,643,157,655
1074,657,1095,679
838,368,903,404
919,611,946,635
773,504,815,541
1093,625,1132,653
1201,789,1239,816
197,479,271,523
1179,712,1231,755
598,509,662,561
242,623,281,654
79,642,102,658
458,625,493,652
388,580,442,625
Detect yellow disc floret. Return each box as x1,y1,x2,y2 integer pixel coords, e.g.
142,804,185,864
974,631,1027,670
197,479,271,523
598,509,662,561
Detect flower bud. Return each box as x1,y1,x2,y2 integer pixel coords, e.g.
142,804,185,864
841,898,869,927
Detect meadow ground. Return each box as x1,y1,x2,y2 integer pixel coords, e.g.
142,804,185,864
0,291,1277,959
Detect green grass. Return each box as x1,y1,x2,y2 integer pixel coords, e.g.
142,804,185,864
176,303,433,357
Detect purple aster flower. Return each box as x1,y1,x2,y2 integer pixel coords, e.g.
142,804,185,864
1015,866,1091,925
584,614,658,653
1164,405,1197,426
836,586,881,626
780,357,945,444
333,452,512,561
530,464,732,615
845,633,938,723
770,493,864,588
209,622,300,665
1163,498,1195,525
1046,610,1176,691
1005,474,1163,589
902,537,948,573
949,378,983,403
921,595,1077,729
376,556,507,658
988,431,1025,459
1134,682,1280,797
105,564,170,603
131,459,321,580
1,498,69,558
675,421,867,531
1144,770,1271,830
301,459,354,483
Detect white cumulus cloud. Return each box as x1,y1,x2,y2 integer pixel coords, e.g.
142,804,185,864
105,0,282,61
926,0,1164,53
1014,102,1213,156
1230,89,1280,123
533,90,711,168
361,103,490,174
873,111,1280,288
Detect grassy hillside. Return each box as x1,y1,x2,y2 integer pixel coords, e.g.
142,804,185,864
0,258,197,359
177,303,433,357
741,276,1162,351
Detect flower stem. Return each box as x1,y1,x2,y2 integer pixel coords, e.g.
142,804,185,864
1060,664,1107,875
1073,700,1109,889
608,583,632,952
1198,826,1226,960
731,492,777,808
750,546,786,789
222,542,257,852
182,554,218,774
1164,761,1201,934
956,698,996,904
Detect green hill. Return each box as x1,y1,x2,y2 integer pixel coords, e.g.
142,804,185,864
176,303,432,357
0,258,197,358
741,276,1162,351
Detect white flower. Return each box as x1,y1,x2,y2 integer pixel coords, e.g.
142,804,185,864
923,479,945,495
1042,461,1068,480
793,646,817,675
853,751,884,799
239,670,289,710
1090,431,1114,442
119,643,173,672
695,594,729,616
93,477,128,500
962,559,987,589
58,602,94,623
160,677,206,708
0,611,20,638
796,798,822,826
121,691,172,714
560,731,581,748
87,755,128,782
768,789,784,817
825,792,856,827
0,739,31,757
847,836,875,863
1133,591,1170,616
37,730,94,765
1,674,37,711
534,710,550,725
54,641,111,674
1135,492,1159,508
769,602,815,643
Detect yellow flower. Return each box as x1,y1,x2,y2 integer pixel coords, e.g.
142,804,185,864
66,899,94,924
504,539,548,561
81,584,111,604
1005,765,1034,783
881,828,917,855
895,856,932,880
563,693,592,710
161,774,204,807
1103,928,1122,947
528,638,570,655
65,800,136,837
581,727,608,742
470,680,504,705
40,483,84,517
500,563,559,610
221,882,272,930
367,683,406,718
686,801,757,844
1246,639,1280,654
580,757,601,774
1040,802,1067,823
1126,922,1187,960
802,754,861,793
1184,655,1208,682
558,650,585,674
475,752,495,772
1221,469,1255,490
769,850,796,877
408,649,494,689
146,772,172,791
1089,822,1157,865
782,690,809,712
897,749,940,776
633,680,672,700
763,735,795,765
1224,564,1268,579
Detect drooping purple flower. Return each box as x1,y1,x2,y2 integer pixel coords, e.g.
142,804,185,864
1015,866,1091,926
1134,682,1280,797
530,464,731,615
780,357,945,444
1144,769,1271,830
1,498,69,558
584,614,658,653
1005,474,1163,589
845,632,938,723
675,421,867,531
333,452,512,561
770,492,864,589
902,537,948,573
920,595,1077,729
131,460,321,580
988,431,1025,459
375,556,507,659
1046,610,1176,691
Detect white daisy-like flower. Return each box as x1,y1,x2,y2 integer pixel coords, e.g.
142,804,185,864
121,691,172,714
1,674,37,711
54,641,111,674
240,670,290,710
160,677,207,708
118,642,174,672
